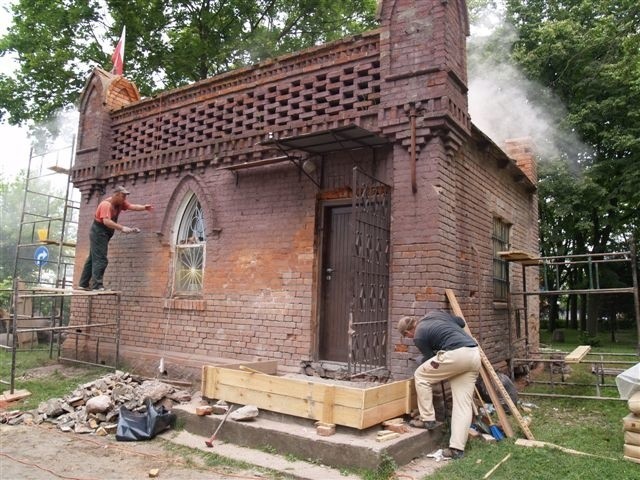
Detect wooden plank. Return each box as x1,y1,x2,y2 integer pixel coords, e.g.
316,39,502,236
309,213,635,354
564,345,591,363
361,397,409,428
209,367,366,409
376,432,400,442
515,438,617,461
201,366,414,429
361,380,411,409
0,389,31,402
322,385,335,424
210,382,366,428
478,365,514,438
497,250,541,265
211,382,323,420
214,368,326,402
201,365,216,397
446,289,520,439
225,361,278,374
404,379,418,414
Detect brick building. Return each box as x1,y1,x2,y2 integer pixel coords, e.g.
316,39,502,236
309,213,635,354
69,0,539,380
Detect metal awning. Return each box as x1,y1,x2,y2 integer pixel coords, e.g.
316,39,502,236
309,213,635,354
263,124,389,155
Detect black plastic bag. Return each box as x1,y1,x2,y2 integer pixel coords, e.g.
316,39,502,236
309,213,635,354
116,397,176,441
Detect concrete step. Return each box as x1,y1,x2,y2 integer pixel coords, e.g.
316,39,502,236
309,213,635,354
161,429,362,480
169,400,445,473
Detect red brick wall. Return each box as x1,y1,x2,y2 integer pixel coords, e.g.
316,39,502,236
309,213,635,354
389,133,539,375
68,0,539,378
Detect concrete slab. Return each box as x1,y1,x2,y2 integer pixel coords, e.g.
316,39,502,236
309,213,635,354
171,399,446,472
162,430,363,480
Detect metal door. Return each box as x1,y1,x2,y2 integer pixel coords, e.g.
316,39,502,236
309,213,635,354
319,205,352,361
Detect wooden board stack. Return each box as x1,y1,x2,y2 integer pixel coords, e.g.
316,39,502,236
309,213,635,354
623,391,640,464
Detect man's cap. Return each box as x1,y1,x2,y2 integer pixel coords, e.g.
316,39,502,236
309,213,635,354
114,185,130,195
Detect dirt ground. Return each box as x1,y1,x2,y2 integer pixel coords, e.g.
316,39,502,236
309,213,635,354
0,422,273,480
0,364,448,480
0,364,275,480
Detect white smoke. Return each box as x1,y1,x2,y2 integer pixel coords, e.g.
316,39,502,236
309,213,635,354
468,14,591,163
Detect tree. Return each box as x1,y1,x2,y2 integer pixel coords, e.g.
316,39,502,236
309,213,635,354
506,0,640,242
0,0,378,128
505,0,640,336
0,173,68,286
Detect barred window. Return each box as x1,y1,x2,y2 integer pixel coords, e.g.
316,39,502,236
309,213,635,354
174,194,205,294
492,218,510,301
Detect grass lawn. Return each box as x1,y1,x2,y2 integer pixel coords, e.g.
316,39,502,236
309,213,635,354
0,347,105,411
428,328,639,480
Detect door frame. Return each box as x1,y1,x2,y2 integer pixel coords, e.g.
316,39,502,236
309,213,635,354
314,198,352,362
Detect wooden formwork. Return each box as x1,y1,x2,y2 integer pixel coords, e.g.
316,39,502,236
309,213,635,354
202,365,417,429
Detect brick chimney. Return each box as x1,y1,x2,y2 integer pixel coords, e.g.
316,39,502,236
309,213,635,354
503,137,537,185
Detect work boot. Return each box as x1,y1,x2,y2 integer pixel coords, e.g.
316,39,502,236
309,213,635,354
409,419,442,430
442,447,464,459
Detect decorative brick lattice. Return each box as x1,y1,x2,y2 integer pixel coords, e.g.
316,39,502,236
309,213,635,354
99,34,381,182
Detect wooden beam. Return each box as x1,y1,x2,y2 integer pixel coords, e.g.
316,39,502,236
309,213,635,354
0,389,31,402
564,345,591,363
515,438,617,461
446,289,536,440
322,385,335,424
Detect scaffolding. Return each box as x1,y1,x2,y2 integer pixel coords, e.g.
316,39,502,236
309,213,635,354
500,246,640,399
1,140,121,393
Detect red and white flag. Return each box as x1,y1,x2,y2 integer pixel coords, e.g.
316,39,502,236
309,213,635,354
111,26,126,75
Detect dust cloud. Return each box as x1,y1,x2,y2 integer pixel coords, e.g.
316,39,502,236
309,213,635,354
467,15,591,164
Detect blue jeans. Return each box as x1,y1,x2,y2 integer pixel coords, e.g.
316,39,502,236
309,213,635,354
79,221,113,289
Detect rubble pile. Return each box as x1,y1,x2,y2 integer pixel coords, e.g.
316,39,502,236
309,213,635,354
0,371,191,435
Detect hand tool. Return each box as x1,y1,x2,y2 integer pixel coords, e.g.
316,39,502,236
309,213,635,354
205,405,234,447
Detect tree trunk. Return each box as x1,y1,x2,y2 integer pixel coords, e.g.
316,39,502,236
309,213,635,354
548,295,559,332
579,294,587,332
610,311,616,343
586,295,599,337
569,295,578,329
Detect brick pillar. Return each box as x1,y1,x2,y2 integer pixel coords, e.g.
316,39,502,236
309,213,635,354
503,138,537,185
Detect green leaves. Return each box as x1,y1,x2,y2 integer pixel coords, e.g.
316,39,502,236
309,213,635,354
506,0,640,249
1,0,378,126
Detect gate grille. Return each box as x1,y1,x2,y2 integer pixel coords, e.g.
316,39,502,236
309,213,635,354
348,167,391,376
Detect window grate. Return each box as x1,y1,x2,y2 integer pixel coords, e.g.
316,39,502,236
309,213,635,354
492,218,510,301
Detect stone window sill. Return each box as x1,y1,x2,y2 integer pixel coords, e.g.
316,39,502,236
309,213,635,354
493,301,509,310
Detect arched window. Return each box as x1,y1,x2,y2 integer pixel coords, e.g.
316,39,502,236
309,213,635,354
174,194,205,294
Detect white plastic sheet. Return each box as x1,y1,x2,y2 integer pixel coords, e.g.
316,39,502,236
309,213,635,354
616,362,640,400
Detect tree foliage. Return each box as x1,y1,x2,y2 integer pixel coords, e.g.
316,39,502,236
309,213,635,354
505,0,640,245
0,0,378,127
504,0,640,335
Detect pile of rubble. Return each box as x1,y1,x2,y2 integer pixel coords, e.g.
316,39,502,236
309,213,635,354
1,371,191,435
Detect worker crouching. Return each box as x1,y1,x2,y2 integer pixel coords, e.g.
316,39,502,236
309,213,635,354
398,311,481,459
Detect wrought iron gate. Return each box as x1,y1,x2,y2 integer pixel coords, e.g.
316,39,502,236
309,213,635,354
348,167,391,376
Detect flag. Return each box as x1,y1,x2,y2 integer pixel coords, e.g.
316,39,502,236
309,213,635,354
111,26,126,75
